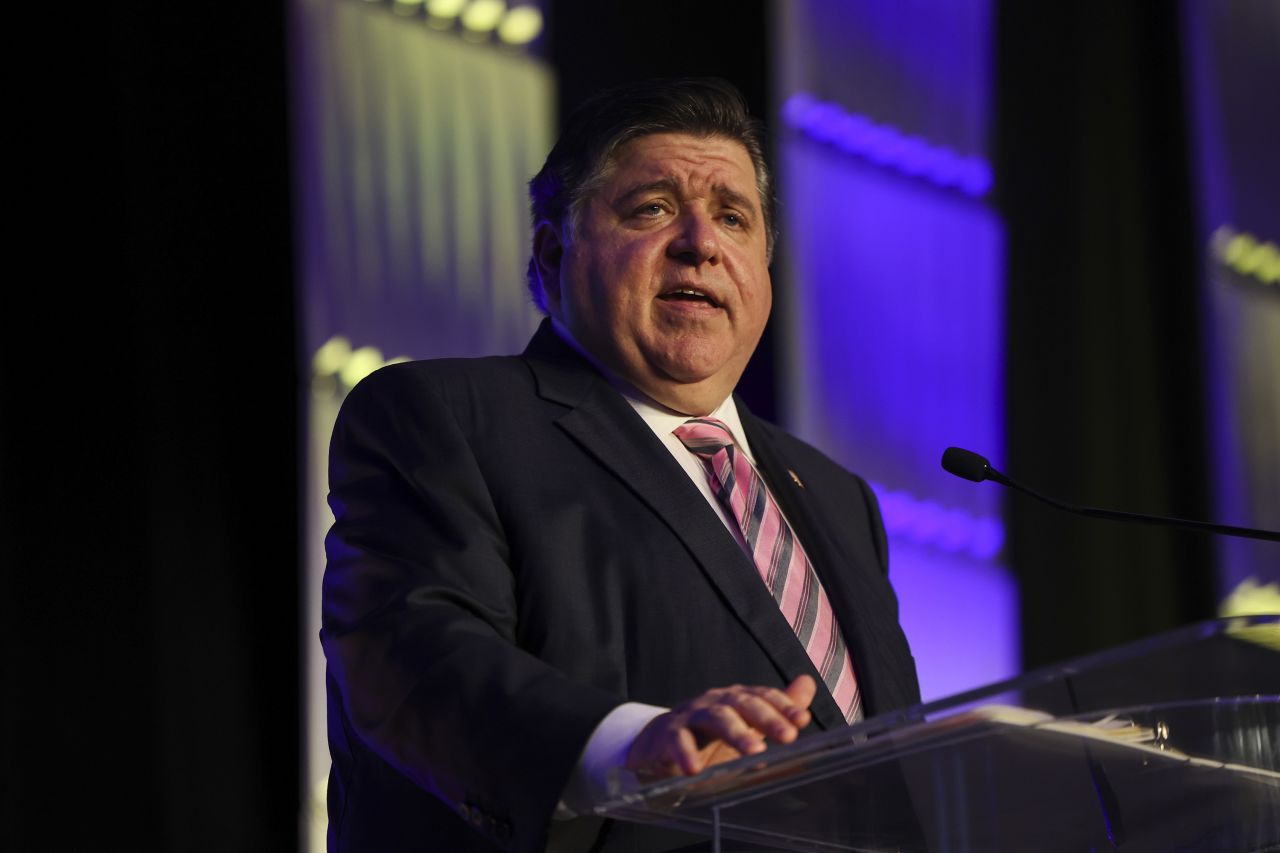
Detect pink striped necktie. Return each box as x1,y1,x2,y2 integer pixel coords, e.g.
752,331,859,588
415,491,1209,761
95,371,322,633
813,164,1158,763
674,417,863,723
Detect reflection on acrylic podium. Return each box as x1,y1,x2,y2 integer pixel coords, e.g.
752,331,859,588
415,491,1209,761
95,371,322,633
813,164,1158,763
597,615,1280,852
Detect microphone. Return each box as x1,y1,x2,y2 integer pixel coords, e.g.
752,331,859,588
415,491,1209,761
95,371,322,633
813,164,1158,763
941,447,1280,542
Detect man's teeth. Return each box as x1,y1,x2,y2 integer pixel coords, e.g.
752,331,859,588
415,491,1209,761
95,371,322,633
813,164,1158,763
667,288,712,300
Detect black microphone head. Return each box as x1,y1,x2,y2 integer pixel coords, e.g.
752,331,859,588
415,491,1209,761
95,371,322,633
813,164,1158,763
942,447,990,482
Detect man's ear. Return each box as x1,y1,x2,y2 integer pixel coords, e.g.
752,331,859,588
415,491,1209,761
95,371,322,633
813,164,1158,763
532,220,565,311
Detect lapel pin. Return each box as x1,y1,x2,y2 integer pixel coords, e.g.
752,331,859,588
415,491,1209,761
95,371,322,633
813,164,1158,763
788,469,805,489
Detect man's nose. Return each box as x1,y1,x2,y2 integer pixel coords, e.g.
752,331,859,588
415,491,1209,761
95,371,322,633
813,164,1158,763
667,211,721,266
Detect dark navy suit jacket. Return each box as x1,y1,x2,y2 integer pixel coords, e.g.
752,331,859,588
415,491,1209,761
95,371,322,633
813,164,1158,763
321,321,920,852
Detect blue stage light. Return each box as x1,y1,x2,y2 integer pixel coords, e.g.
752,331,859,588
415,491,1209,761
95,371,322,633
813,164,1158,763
783,93,994,199
872,482,1005,560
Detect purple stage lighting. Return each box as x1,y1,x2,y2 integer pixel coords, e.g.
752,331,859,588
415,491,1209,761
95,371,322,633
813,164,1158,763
783,93,994,198
872,482,1006,561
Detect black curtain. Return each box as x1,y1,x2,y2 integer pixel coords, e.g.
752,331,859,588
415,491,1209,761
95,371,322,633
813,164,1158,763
5,4,299,849
994,3,1215,668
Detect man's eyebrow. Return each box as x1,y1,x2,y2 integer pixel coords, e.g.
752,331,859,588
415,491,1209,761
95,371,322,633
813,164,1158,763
615,178,760,217
716,186,760,217
615,178,681,205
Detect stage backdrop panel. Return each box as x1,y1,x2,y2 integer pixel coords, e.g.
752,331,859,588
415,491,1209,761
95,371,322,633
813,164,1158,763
775,0,1017,702
291,1,551,847
1181,0,1280,606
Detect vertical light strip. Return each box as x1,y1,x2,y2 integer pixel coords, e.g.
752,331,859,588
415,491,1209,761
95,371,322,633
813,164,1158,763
775,0,1016,702
1179,0,1280,605
291,1,553,848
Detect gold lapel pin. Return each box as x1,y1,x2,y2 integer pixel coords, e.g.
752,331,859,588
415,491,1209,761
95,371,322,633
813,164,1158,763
788,469,805,489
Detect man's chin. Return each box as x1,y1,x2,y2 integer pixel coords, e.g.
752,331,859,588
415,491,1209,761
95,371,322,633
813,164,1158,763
636,369,739,417
644,346,736,383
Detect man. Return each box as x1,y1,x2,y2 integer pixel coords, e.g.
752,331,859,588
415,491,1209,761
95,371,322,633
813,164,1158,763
322,78,919,853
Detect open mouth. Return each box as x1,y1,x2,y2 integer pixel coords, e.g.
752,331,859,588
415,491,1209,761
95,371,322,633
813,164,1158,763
658,287,721,308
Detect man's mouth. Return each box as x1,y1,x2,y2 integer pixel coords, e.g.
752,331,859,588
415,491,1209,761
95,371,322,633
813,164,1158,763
658,287,721,308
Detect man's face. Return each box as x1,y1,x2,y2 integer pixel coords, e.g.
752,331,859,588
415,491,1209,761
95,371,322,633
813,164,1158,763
539,132,773,415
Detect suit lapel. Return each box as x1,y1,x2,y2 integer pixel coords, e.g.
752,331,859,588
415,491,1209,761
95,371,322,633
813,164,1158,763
523,324,835,720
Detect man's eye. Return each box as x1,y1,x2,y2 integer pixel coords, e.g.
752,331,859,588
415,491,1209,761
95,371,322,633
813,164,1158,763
635,203,666,217
723,213,744,228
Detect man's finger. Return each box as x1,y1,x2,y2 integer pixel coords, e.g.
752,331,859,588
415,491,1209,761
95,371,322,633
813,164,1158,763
724,691,801,742
688,703,767,756
673,725,702,775
786,674,818,703
783,674,818,724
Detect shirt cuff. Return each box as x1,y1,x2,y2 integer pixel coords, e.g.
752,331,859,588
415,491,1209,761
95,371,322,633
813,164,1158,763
556,701,668,818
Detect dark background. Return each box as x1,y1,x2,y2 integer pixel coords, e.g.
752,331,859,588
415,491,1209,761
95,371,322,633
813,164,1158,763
5,1,1219,848
995,3,1213,668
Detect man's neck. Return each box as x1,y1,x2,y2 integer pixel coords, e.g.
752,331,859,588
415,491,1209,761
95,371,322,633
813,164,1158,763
549,319,732,417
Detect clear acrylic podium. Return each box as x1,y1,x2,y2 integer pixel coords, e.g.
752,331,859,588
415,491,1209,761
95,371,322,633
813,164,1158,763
597,615,1280,852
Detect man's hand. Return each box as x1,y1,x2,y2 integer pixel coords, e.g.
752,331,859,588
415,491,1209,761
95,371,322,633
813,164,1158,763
624,675,817,781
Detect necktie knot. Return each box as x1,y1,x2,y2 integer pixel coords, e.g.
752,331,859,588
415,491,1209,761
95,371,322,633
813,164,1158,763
673,417,736,459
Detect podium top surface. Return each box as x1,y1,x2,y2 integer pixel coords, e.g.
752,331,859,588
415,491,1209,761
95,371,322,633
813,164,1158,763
596,615,1280,852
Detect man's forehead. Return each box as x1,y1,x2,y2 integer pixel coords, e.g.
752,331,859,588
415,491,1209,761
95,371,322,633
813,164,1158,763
605,133,759,200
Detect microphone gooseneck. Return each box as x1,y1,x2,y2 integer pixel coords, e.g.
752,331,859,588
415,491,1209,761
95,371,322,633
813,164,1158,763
939,446,1280,542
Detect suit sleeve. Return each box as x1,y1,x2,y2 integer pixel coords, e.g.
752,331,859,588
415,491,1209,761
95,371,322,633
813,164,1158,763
321,365,622,852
